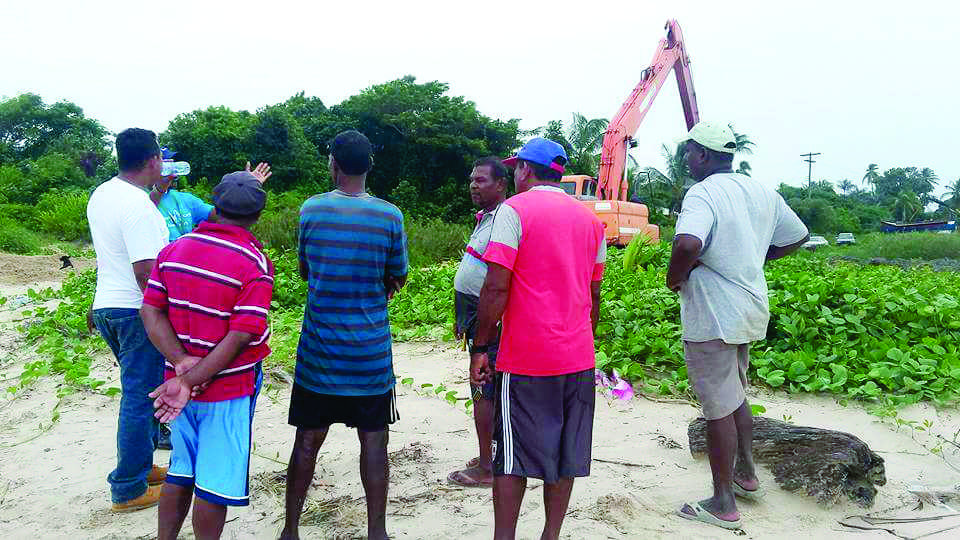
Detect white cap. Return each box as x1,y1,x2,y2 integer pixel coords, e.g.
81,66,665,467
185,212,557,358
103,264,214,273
675,121,738,154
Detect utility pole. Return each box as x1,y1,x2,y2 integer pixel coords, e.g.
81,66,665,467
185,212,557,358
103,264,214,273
801,152,821,197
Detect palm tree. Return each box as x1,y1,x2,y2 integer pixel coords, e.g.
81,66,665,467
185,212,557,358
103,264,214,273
727,124,755,155
736,161,752,176
838,179,855,196
643,143,692,215
892,190,923,222
863,163,881,191
945,178,960,207
917,167,939,195
565,113,608,176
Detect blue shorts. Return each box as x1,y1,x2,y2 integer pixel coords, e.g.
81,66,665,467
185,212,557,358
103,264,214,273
166,392,257,506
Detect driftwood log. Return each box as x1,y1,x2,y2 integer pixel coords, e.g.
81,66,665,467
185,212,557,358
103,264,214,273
688,416,886,508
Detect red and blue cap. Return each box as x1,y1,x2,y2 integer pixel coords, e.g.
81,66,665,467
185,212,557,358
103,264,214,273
502,137,567,174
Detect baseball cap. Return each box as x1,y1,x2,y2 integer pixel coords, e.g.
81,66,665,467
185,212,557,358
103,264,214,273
212,171,266,216
674,121,738,154
160,146,177,160
502,138,567,174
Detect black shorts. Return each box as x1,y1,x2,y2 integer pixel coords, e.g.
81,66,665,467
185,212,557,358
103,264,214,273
491,368,595,484
288,383,398,432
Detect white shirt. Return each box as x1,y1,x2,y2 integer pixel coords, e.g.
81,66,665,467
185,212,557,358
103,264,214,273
87,177,169,309
675,172,808,343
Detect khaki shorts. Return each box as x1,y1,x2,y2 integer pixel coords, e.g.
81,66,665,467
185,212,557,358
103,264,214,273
683,340,750,420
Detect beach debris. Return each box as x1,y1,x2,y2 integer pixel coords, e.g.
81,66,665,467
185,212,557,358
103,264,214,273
688,416,886,507
595,369,635,401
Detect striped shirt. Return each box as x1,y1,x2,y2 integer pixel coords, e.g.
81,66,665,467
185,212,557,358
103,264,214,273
297,190,408,396
143,221,274,402
453,206,500,297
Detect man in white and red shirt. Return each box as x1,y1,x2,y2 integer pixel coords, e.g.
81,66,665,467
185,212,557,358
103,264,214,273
141,171,273,540
470,138,606,540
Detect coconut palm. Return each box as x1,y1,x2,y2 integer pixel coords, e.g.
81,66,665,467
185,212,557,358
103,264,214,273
838,179,855,196
892,190,923,222
863,164,881,191
945,178,960,207
642,143,692,215
565,113,608,176
917,167,939,194
727,124,755,155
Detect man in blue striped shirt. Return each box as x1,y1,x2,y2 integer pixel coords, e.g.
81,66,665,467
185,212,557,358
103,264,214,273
281,130,407,540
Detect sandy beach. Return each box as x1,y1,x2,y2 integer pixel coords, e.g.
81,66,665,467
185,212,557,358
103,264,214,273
1,261,959,539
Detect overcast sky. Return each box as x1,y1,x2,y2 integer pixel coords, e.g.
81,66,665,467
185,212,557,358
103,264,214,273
2,0,957,197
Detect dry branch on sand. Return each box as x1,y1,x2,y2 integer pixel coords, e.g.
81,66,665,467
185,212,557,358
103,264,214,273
688,416,886,507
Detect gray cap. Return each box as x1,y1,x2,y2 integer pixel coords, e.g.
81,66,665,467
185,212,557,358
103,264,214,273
212,171,266,216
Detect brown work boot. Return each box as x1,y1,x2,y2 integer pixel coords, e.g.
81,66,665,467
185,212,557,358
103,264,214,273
147,465,168,486
111,484,161,513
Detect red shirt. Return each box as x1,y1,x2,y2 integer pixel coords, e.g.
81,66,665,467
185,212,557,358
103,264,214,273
483,186,606,376
143,222,274,401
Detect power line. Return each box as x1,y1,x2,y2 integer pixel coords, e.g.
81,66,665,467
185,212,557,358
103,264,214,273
801,152,821,197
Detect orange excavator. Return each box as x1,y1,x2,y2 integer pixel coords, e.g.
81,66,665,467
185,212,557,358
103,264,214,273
560,19,700,246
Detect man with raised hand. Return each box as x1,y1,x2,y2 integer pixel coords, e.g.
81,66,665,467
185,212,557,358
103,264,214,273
447,157,510,488
281,130,408,540
471,138,606,540
149,146,271,451
143,171,273,540
87,128,170,512
668,121,808,531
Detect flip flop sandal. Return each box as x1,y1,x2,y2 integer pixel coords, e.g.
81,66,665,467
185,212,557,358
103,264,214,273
465,456,481,468
676,502,742,530
733,482,766,502
447,469,492,488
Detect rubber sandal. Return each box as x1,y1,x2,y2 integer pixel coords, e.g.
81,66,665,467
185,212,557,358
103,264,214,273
733,481,765,502
446,468,492,488
676,502,742,530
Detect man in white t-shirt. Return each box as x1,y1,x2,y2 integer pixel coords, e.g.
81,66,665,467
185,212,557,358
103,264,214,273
87,128,170,512
667,122,809,531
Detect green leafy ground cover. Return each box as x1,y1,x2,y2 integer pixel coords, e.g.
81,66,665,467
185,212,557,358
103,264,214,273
7,242,959,414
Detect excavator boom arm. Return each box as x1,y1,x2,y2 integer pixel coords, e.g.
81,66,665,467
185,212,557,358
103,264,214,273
596,19,700,200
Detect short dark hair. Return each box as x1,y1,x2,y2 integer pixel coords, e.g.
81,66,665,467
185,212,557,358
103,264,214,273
689,140,734,164
116,128,160,172
519,158,564,182
330,130,373,175
472,156,509,183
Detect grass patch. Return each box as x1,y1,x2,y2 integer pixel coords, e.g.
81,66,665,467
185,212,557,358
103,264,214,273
0,220,43,254
407,218,470,268
841,232,960,260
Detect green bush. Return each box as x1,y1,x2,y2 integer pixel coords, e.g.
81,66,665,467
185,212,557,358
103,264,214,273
36,191,90,241
0,219,42,254
0,203,39,227
407,218,470,268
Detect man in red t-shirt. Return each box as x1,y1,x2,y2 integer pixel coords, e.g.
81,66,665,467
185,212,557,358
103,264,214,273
142,171,273,540
471,138,606,540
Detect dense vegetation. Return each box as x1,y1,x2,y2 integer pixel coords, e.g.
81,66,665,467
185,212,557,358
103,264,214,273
9,237,958,417
2,83,959,416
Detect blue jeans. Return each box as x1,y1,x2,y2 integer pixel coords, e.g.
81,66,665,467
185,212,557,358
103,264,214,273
93,308,165,503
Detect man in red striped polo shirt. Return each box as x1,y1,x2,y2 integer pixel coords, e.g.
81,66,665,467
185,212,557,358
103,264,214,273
141,171,274,540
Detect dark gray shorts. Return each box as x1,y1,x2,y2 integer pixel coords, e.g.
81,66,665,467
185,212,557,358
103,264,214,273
491,368,595,484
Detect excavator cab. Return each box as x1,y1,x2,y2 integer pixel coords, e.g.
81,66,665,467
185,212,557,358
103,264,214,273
559,175,598,201
561,174,660,246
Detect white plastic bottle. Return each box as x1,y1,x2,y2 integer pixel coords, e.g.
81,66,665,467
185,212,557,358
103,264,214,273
161,161,191,177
